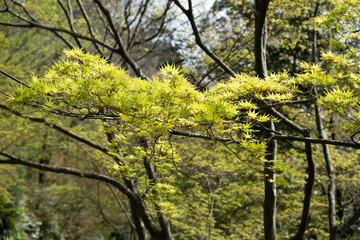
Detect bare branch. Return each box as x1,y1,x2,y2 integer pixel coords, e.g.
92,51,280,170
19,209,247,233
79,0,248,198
0,152,135,199
10,0,37,22
3,2,75,48
0,90,11,97
92,0,148,79
133,1,172,45
127,0,151,49
57,0,83,48
53,31,76,49
0,21,117,51
106,183,136,230
259,98,316,110
292,130,315,240
169,129,241,144
0,69,29,87
170,128,360,149
314,87,337,236
0,103,117,159
95,3,115,39
268,108,307,135
270,135,360,149
76,0,105,56
173,0,236,77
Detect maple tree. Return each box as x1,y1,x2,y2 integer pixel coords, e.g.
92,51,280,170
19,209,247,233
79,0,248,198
0,0,360,239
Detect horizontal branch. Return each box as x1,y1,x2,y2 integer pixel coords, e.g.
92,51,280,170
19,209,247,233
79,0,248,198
260,98,316,110
0,151,162,237
0,103,122,161
169,129,241,144
0,21,117,52
270,135,360,149
169,129,360,149
0,152,134,199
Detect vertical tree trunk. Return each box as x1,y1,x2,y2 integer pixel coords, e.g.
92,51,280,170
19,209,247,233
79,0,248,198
126,179,148,240
312,1,320,64
292,130,315,240
141,137,174,240
314,99,338,240
255,0,270,78
255,1,277,240
264,119,277,240
311,3,337,236
269,109,316,240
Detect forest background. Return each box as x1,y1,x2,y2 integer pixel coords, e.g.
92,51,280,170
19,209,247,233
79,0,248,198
0,0,360,239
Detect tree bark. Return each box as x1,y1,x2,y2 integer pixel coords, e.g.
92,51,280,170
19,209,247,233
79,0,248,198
255,0,270,78
314,92,337,240
141,137,174,240
264,118,277,240
269,109,315,240
125,179,148,240
255,1,276,239
292,130,315,240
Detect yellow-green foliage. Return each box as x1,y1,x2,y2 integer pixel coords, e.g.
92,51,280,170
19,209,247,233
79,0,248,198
10,49,360,170
8,49,360,228
10,49,282,142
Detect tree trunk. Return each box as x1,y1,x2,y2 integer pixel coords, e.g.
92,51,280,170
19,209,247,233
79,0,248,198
255,0,270,78
255,1,276,239
264,119,277,240
141,137,174,240
314,92,337,240
292,130,315,240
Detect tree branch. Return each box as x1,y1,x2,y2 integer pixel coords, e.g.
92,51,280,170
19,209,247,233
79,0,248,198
0,103,118,160
0,151,162,238
2,2,75,48
259,98,316,110
314,89,337,238
172,0,236,77
269,135,360,148
57,0,83,48
0,21,117,51
127,0,151,50
0,69,29,87
268,108,307,135
0,152,134,199
75,0,105,56
170,129,360,149
292,130,315,240
92,0,148,79
169,129,240,143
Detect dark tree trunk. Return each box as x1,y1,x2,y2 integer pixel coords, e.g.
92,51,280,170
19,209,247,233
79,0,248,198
255,0,270,78
255,1,277,240
292,130,315,240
